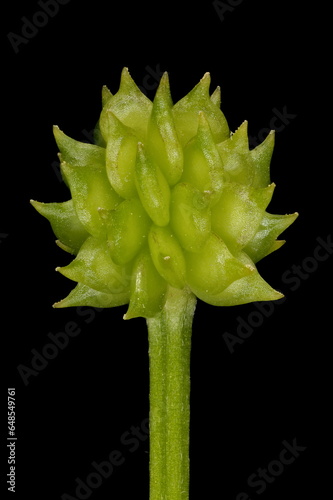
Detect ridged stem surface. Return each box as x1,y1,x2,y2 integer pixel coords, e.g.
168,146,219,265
147,287,196,500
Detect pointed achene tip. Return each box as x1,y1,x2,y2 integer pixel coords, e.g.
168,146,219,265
157,71,170,89
122,66,130,76
102,85,113,106
154,71,171,98
264,129,275,143
186,72,211,98
30,199,39,212
120,67,149,96
267,129,276,140
120,67,138,89
199,72,211,91
123,306,148,321
210,85,221,106
122,302,137,320
30,199,44,213
160,71,169,83
233,120,248,134
137,141,144,152
55,265,72,277
201,71,211,82
52,300,64,309
53,124,61,135
275,290,284,300
119,67,132,89
197,110,210,128
52,124,66,144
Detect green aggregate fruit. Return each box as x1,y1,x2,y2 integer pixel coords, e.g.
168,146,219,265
31,68,298,317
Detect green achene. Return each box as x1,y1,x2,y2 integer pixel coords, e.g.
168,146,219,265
31,68,298,500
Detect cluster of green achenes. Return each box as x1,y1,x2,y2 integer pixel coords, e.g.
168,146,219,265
32,68,298,318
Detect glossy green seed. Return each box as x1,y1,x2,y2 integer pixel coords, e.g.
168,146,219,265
147,72,183,186
30,199,89,255
217,121,254,185
53,126,105,168
57,236,131,295
250,131,275,188
53,282,130,309
107,198,151,265
170,182,211,252
61,160,121,238
211,183,275,250
244,212,299,263
32,69,297,314
101,85,113,107
210,86,221,107
181,112,224,204
103,111,138,199
135,142,170,227
124,249,167,319
185,233,253,296
194,252,283,306
173,72,229,146
148,225,186,289
100,67,152,142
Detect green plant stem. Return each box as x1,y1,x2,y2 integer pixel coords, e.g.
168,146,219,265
147,286,197,500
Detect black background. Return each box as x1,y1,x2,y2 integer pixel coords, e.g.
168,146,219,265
2,1,330,499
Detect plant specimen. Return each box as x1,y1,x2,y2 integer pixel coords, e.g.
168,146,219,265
31,68,298,500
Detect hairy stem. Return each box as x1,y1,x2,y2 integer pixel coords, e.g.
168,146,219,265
147,286,197,500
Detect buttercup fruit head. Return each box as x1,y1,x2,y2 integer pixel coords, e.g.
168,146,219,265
31,68,298,318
